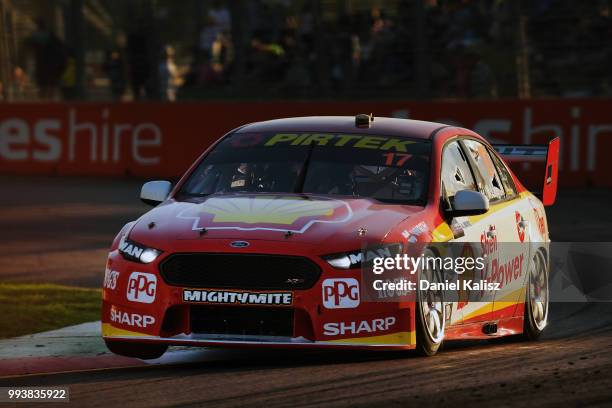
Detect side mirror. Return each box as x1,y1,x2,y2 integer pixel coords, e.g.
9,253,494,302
448,190,489,216
140,180,172,206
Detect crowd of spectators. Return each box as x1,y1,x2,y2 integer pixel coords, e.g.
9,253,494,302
5,0,612,101
177,0,612,100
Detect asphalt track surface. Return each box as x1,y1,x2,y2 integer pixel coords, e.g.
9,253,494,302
1,176,612,407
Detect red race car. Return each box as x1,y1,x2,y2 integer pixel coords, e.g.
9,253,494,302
102,115,559,358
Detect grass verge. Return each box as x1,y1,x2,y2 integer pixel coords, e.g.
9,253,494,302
0,283,101,339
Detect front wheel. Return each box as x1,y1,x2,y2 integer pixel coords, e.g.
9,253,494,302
105,340,168,360
522,250,549,340
415,250,446,356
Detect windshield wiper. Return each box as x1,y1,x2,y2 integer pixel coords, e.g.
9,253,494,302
179,192,211,197
294,143,315,193
373,197,425,206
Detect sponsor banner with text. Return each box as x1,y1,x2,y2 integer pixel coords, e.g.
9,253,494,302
1,100,610,186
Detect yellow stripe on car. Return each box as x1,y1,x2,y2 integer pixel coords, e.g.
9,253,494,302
101,323,153,338
461,287,526,322
322,330,416,346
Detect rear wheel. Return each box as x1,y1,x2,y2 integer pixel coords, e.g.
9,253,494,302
105,340,168,360
415,250,446,356
522,250,549,340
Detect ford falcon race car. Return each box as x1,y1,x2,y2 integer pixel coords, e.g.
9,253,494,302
102,114,559,358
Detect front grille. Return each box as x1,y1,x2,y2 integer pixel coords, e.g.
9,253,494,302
159,253,321,290
190,306,294,337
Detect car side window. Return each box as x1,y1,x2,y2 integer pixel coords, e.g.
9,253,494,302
462,139,505,202
488,148,518,198
441,141,477,199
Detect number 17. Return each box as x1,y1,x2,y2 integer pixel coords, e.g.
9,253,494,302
383,153,411,166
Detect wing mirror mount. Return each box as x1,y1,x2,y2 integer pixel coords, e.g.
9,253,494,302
448,189,489,217
140,180,172,206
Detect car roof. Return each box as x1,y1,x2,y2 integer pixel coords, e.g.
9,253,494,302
235,116,449,140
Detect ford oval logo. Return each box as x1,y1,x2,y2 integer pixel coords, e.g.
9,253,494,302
230,241,250,248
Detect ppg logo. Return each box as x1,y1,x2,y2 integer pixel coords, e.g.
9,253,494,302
126,272,157,303
322,278,360,309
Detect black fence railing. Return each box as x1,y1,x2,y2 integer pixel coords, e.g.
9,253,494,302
0,0,610,102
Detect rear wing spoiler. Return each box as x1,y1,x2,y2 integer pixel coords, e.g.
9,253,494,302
493,137,560,206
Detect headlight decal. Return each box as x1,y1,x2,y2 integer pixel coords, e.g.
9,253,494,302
119,235,162,264
323,243,402,270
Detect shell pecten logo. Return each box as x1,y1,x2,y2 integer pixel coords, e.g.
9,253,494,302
204,196,333,224
177,195,353,233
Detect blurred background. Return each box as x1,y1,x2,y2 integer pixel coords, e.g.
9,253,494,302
0,0,611,102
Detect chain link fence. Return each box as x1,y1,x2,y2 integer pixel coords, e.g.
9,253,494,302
0,0,610,102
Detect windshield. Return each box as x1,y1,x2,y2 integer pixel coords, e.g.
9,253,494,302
179,132,431,205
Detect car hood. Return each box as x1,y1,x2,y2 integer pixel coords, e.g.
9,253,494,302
129,194,425,248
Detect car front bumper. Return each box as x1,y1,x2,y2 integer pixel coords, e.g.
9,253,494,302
101,240,416,350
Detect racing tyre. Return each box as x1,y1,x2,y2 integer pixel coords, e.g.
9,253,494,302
522,250,549,340
105,340,168,360
415,250,446,356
